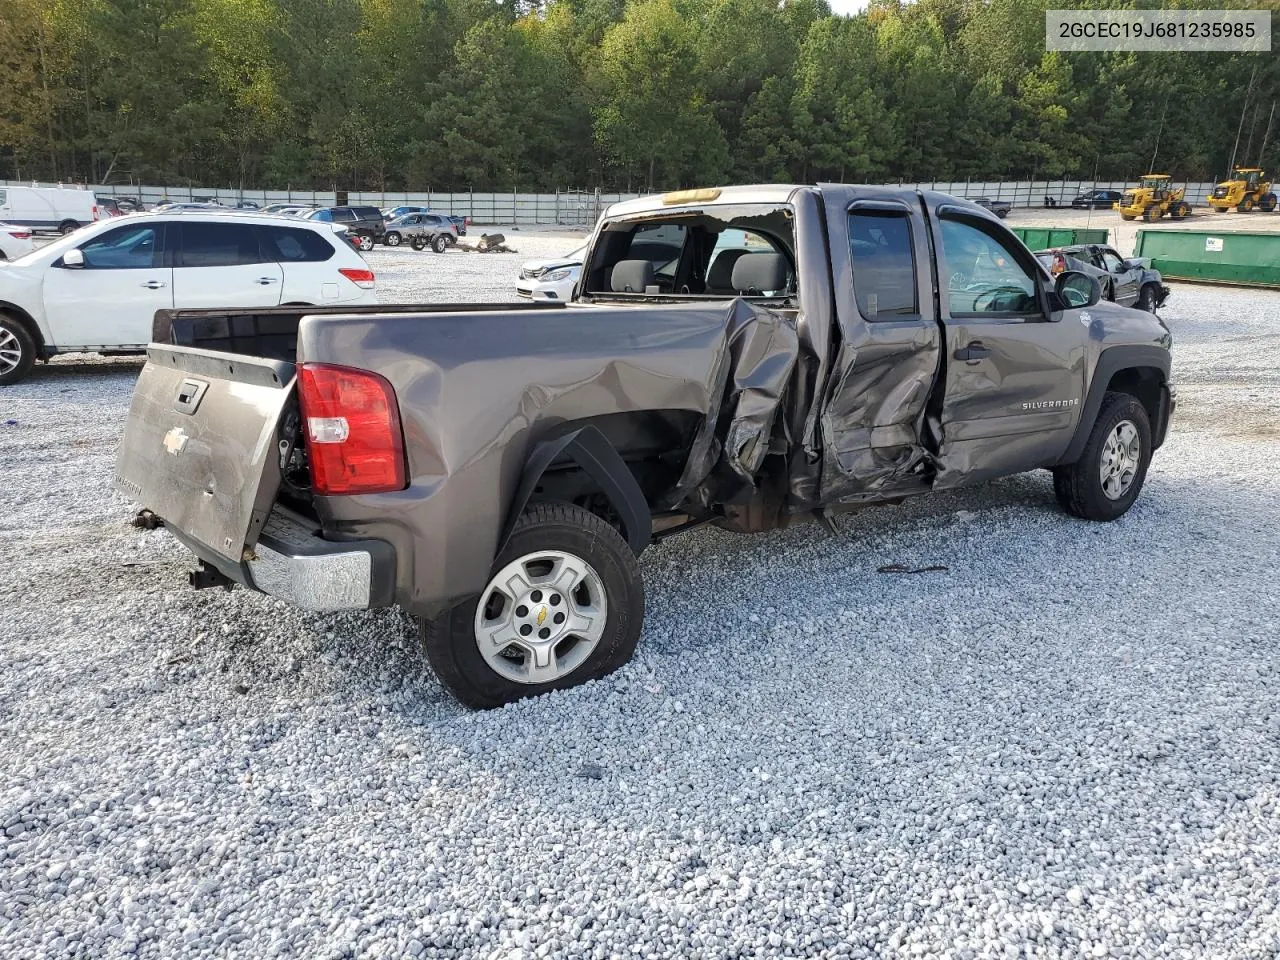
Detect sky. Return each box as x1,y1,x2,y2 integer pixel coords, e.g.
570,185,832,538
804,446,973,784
828,0,871,14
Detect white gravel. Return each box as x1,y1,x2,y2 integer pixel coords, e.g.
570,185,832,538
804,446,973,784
1,255,1279,959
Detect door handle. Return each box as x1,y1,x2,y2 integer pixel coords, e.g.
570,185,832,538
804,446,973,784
954,341,992,362
140,280,167,289
256,277,279,285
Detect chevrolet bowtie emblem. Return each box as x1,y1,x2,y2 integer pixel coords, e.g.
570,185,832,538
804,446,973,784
536,606,548,626
163,427,189,456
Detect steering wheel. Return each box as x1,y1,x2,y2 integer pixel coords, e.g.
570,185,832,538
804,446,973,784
972,285,1030,312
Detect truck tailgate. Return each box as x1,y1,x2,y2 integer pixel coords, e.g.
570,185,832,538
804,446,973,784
114,344,294,565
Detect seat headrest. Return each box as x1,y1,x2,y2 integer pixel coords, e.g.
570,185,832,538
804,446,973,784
610,259,655,293
731,252,788,294
706,249,748,290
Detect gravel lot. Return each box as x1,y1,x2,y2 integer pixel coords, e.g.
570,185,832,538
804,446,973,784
2,240,1279,959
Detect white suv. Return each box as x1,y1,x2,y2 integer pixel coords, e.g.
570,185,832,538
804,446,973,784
0,211,377,385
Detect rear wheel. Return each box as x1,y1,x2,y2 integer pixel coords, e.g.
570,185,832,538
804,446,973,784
420,501,644,709
58,220,80,235
1053,392,1152,522
384,232,402,246
432,234,449,253
1120,213,1135,222
1261,194,1278,212
356,233,375,252
0,316,37,386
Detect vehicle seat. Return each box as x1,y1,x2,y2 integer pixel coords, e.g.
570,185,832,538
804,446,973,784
705,249,748,294
611,259,655,293
731,252,788,295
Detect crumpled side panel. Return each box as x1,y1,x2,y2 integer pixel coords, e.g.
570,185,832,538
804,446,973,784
668,300,799,511
817,322,940,502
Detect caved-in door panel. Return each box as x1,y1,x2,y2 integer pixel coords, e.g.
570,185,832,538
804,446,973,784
818,186,940,503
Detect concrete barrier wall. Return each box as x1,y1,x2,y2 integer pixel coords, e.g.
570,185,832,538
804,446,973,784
2,179,1221,226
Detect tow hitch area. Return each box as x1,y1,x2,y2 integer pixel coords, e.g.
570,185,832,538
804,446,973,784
189,561,235,592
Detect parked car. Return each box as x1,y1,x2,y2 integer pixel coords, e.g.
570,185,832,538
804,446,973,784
191,196,225,206
305,206,385,251
0,222,35,260
968,197,1011,218
382,212,457,250
516,245,585,301
1034,243,1169,312
0,185,102,234
0,211,377,385
382,206,469,236
114,197,144,214
95,196,124,218
1071,189,1124,210
114,183,1176,708
234,201,261,210
152,202,225,212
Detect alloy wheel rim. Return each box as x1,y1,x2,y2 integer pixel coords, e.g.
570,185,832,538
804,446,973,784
474,550,608,685
1100,420,1141,500
0,329,23,376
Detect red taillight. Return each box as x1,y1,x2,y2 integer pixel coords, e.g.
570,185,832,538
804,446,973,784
297,364,405,496
339,266,375,289
8,230,31,240
92,205,100,220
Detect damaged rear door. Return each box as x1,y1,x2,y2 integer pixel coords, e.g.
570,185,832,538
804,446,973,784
817,186,942,503
114,344,293,565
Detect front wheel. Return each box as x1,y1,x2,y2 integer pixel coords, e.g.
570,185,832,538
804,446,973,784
410,236,429,251
1136,283,1160,313
1143,206,1160,222
1052,392,1152,522
0,316,37,386
384,232,402,246
432,234,449,253
421,501,645,708
1120,213,1135,222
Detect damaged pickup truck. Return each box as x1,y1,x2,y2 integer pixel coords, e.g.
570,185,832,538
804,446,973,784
116,185,1176,707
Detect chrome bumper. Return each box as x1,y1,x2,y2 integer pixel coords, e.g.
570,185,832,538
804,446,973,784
245,509,393,612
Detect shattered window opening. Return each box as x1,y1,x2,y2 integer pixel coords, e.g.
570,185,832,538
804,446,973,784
582,204,796,303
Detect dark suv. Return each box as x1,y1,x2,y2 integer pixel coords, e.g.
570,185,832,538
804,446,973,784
305,206,385,252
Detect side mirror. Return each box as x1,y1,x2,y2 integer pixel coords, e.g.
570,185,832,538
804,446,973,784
1056,270,1100,308
1123,258,1147,270
61,249,85,269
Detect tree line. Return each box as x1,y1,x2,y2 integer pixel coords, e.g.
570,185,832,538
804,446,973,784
1,0,1277,192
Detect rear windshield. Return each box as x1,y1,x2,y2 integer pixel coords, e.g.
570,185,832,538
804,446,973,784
582,204,795,301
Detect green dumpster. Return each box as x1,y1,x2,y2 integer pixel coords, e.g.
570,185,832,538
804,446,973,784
1134,230,1280,288
1010,227,1110,250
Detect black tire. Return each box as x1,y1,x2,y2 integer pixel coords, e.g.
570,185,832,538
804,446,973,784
0,315,38,386
58,220,80,235
1052,392,1152,522
1136,283,1159,313
432,234,449,253
410,236,428,251
1120,214,1135,222
1260,194,1277,213
1142,206,1159,222
384,232,402,246
357,233,375,252
421,501,645,709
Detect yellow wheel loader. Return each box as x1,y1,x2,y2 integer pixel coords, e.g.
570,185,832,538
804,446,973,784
1205,167,1277,213
1114,175,1191,222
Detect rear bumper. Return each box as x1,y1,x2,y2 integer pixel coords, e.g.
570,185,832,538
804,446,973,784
169,506,396,612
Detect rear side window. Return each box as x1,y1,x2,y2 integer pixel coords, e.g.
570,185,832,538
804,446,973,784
261,225,335,263
848,211,917,320
310,209,333,222
176,221,266,267
351,207,381,220
331,208,357,222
